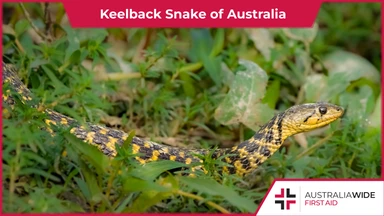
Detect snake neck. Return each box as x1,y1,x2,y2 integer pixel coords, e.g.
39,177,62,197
215,113,293,176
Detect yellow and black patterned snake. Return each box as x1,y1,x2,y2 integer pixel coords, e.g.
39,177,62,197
2,62,344,177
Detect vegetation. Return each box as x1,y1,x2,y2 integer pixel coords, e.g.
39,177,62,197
2,2,381,213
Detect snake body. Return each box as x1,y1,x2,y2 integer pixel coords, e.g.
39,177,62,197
2,62,344,176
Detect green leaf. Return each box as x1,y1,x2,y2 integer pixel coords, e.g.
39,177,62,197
189,29,213,62
339,86,375,121
19,30,35,55
64,169,80,189
304,50,380,102
323,50,380,84
79,160,104,203
63,133,110,174
18,168,60,182
77,28,109,43
202,56,222,86
41,65,68,90
214,59,274,131
122,177,171,192
262,79,280,109
303,74,327,102
68,50,82,65
188,29,223,86
21,151,47,166
62,25,80,62
180,70,196,98
30,58,50,68
130,160,188,181
245,28,275,61
74,177,91,201
15,19,30,37
210,29,225,57
122,130,136,150
283,23,319,43
220,62,235,86
294,49,311,82
124,175,177,213
179,177,257,213
368,93,381,128
114,194,135,213
125,190,173,213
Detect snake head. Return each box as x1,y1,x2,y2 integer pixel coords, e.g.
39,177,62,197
281,102,344,138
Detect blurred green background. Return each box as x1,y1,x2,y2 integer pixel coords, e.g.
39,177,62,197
2,2,381,214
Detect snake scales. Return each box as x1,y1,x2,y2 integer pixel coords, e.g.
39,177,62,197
2,62,344,177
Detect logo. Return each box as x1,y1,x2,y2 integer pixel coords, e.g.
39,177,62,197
275,188,296,210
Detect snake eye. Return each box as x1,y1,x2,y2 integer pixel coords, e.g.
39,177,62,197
319,106,327,115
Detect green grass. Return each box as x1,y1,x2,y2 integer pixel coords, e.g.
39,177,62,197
2,2,381,213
